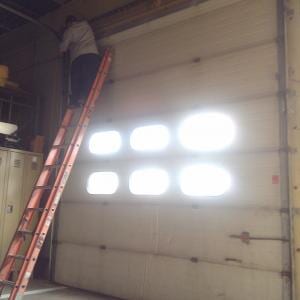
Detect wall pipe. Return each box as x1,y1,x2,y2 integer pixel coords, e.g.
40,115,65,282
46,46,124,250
0,2,60,40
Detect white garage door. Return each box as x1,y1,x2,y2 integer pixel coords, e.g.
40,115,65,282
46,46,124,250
55,0,291,299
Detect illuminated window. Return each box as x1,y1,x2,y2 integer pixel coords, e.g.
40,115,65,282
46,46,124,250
180,164,231,197
130,125,170,151
179,113,235,151
87,172,119,194
129,168,169,195
89,131,121,155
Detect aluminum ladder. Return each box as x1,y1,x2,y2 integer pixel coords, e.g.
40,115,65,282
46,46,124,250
0,48,112,300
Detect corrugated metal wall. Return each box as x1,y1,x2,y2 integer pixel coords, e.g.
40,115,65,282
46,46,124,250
55,0,291,299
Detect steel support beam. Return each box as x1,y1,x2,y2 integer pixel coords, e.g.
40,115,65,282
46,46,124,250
276,0,293,299
91,0,209,39
285,0,300,298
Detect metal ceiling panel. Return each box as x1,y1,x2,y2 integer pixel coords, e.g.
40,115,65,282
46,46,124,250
0,0,63,35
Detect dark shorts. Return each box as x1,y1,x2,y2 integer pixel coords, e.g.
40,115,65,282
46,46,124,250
70,53,100,105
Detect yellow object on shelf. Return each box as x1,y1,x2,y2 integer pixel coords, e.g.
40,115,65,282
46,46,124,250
0,65,8,87
5,80,19,90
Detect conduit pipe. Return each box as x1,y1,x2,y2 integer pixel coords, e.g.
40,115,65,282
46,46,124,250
276,0,292,299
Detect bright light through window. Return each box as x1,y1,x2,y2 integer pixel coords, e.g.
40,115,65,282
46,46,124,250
130,125,170,151
179,113,235,151
129,168,169,195
180,164,231,197
87,172,119,195
89,131,121,155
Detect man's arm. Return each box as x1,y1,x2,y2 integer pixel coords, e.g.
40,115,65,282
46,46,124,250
60,28,73,53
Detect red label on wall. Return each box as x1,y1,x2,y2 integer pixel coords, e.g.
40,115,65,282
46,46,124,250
272,175,279,184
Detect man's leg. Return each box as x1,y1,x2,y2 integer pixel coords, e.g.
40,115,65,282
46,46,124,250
70,56,83,106
80,54,100,103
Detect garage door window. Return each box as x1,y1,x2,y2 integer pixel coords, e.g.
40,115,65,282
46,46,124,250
129,168,169,195
89,131,122,155
87,172,119,194
130,124,170,151
179,113,235,151
180,164,231,197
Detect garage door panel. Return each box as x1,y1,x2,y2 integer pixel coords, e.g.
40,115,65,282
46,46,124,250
55,244,282,300
223,153,280,206
111,0,276,78
54,243,82,288
96,44,278,120
58,203,283,270
57,204,108,244
64,152,281,207
58,204,156,252
55,243,147,300
87,96,279,159
157,207,283,270
144,255,282,300
226,97,279,151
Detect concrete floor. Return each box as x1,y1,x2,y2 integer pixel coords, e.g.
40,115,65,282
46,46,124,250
1,280,117,300
23,288,115,299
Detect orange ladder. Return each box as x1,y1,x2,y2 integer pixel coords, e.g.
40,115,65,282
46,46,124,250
0,48,112,300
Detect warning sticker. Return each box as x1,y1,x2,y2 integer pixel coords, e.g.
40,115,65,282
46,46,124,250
272,175,279,185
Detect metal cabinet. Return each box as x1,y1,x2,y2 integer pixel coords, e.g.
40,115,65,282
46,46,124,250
21,153,43,212
0,150,8,262
0,148,42,264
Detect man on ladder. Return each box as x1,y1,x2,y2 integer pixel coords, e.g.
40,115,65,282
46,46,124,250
0,14,112,298
60,15,100,108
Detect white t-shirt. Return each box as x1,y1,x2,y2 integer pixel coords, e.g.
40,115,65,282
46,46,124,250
60,21,99,62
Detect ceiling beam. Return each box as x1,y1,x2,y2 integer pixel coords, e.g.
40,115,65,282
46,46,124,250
0,0,39,17
0,2,60,39
91,0,208,39
51,0,71,6
0,2,41,26
51,0,67,5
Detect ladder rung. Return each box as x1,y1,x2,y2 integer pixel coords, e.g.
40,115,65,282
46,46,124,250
44,164,61,170
27,207,47,212
8,254,27,261
0,280,15,287
52,144,71,149
61,124,80,129
18,229,33,235
35,185,52,190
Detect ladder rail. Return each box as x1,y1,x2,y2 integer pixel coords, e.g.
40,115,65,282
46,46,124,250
0,109,75,289
3,49,112,300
